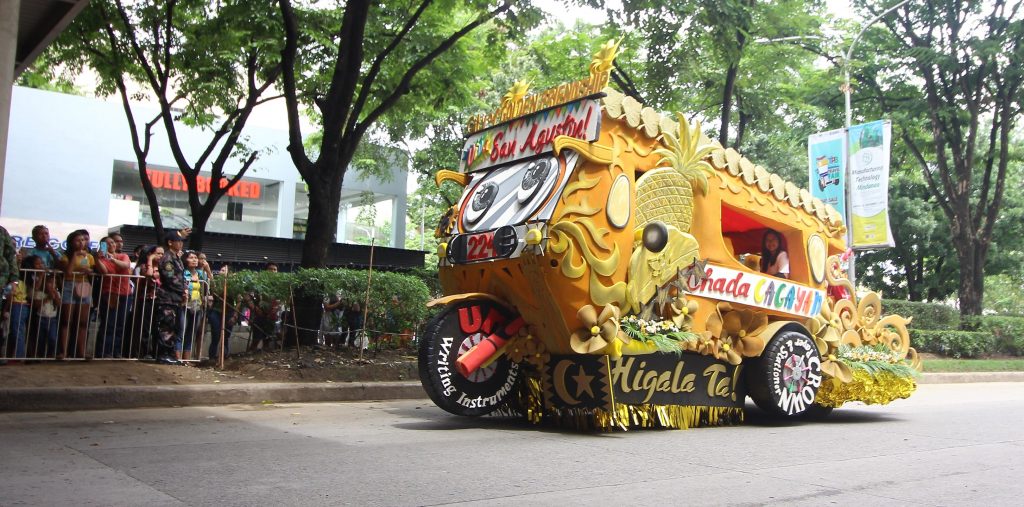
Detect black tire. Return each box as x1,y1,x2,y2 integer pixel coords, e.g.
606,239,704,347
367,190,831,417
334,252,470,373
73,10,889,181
746,329,823,418
418,299,521,417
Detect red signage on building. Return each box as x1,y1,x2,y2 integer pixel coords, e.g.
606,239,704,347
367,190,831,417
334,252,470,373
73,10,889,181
145,168,261,199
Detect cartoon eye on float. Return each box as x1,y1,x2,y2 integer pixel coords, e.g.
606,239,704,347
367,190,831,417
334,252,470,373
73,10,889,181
464,182,497,224
517,158,552,204
459,154,567,232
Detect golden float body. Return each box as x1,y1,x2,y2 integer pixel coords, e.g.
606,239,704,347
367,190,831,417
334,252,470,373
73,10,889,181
427,42,919,427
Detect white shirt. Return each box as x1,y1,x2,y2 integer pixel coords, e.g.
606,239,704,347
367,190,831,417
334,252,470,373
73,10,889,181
770,251,790,276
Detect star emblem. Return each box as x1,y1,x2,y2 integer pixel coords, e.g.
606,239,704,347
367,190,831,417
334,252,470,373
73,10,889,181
571,365,595,399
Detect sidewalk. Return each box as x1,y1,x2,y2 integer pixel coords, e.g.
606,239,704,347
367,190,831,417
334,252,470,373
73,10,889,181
2,372,1022,412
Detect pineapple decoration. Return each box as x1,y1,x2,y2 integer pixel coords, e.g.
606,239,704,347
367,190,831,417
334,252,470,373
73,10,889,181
636,114,718,234
627,115,721,315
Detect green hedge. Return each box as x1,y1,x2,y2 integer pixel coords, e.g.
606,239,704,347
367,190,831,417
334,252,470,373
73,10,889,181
212,268,431,335
909,329,996,358
882,300,959,330
962,315,1024,356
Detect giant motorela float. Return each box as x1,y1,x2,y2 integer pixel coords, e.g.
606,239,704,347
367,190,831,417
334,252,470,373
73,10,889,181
418,41,920,430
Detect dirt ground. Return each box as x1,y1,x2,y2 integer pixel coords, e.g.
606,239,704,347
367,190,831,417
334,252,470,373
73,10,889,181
0,347,419,388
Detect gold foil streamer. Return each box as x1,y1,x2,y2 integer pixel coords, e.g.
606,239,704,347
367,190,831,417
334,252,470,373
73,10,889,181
514,378,743,431
815,369,917,408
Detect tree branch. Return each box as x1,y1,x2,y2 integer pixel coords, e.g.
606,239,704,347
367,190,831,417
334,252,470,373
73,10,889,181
277,0,312,179
348,0,433,136
353,0,513,143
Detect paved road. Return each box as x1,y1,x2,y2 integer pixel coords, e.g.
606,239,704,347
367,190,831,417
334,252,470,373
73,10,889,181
2,382,1022,506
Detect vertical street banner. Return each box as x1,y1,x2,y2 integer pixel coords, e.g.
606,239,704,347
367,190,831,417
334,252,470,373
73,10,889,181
808,128,847,219
848,120,894,248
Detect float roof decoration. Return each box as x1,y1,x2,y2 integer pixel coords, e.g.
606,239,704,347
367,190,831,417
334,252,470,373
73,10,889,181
465,40,621,134
464,39,845,238
600,87,848,239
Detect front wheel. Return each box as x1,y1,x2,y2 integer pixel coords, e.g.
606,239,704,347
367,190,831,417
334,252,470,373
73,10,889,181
746,329,823,418
418,299,521,417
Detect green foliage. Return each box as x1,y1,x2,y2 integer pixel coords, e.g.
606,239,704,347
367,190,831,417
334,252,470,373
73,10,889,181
836,344,918,379
16,51,80,94
850,0,1024,316
212,267,431,333
882,299,959,330
52,0,284,247
620,315,700,354
909,329,996,359
922,358,1024,372
961,316,1024,356
404,266,444,299
985,274,1024,316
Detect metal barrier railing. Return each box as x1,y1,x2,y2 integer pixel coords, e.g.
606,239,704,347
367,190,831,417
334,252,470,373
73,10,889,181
1,269,211,362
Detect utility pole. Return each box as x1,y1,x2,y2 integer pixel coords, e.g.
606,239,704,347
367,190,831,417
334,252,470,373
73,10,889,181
841,0,912,290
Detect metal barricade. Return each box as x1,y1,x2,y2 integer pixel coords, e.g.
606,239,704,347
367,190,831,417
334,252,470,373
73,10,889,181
1,269,211,362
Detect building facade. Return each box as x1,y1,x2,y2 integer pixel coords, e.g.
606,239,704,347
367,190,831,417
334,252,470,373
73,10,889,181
1,86,408,251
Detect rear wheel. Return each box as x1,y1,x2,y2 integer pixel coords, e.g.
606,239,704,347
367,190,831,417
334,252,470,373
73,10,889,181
418,299,521,417
746,329,823,418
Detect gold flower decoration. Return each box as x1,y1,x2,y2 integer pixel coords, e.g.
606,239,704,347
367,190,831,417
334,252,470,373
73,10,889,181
807,305,853,383
507,327,549,367
665,296,700,330
570,304,629,354
705,303,768,365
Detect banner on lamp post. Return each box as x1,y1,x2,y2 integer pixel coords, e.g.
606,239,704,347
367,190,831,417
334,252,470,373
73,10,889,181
848,120,894,249
808,128,847,220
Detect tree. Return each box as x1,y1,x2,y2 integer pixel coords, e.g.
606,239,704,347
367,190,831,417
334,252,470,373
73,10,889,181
588,0,833,156
856,0,1024,318
55,0,283,249
276,0,541,268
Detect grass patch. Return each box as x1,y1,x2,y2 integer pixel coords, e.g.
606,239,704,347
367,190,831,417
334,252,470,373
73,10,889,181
922,358,1024,372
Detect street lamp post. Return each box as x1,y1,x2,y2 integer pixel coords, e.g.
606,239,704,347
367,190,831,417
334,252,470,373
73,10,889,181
841,0,911,290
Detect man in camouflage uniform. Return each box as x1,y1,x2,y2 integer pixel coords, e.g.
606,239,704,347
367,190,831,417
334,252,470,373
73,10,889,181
0,225,18,287
154,231,186,364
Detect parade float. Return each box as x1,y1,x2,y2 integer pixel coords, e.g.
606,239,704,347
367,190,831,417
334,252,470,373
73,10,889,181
418,41,921,430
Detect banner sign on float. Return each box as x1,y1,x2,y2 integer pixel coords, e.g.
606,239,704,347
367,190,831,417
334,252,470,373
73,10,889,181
848,120,894,248
459,98,601,173
808,127,847,219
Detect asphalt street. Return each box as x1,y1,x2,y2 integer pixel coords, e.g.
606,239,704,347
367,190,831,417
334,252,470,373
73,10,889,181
1,382,1022,506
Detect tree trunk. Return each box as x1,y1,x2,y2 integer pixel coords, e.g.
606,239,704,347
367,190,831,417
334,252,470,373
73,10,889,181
718,63,739,146
188,207,212,252
954,238,984,323
925,256,945,302
300,167,345,268
907,254,922,302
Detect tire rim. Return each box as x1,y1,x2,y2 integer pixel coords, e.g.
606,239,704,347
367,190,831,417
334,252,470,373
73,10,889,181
457,333,496,383
782,355,808,393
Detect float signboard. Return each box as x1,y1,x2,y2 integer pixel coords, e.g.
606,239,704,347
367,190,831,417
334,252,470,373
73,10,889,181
685,263,825,319
459,98,601,173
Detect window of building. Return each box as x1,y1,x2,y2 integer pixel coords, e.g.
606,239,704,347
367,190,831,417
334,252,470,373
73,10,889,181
109,160,280,235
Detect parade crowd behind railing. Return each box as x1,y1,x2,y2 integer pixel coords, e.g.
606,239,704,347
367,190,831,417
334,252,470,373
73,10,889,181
0,225,222,364
0,224,435,366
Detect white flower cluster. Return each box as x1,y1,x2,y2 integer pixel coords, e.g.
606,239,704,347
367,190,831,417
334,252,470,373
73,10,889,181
622,315,682,336
839,346,901,364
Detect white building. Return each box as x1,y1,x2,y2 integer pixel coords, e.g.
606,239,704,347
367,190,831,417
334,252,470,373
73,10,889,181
1,86,408,251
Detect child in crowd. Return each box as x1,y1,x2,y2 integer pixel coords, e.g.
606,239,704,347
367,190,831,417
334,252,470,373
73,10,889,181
26,255,60,358
57,230,95,359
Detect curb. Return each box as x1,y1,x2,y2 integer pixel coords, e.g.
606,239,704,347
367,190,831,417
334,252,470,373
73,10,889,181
1,372,1022,412
916,371,1024,384
0,381,427,412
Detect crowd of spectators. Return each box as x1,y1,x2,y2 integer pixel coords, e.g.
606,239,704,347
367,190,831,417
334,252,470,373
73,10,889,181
0,224,225,365
0,223,409,365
